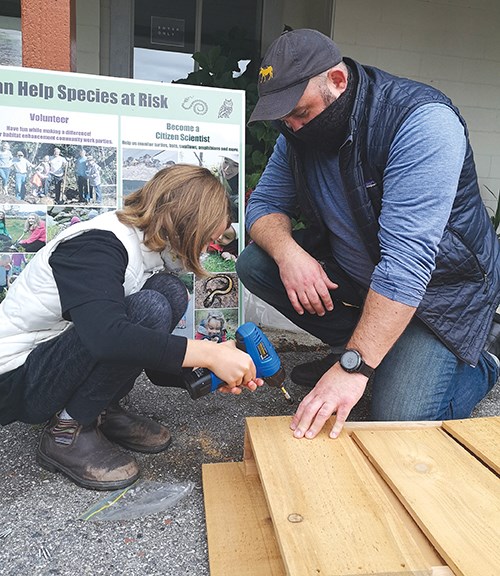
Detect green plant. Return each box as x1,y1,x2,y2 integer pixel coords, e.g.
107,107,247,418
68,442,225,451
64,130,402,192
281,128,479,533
173,30,278,194
201,252,236,273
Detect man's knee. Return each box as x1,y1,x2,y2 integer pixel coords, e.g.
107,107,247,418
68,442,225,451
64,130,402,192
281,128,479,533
236,243,278,294
235,243,257,287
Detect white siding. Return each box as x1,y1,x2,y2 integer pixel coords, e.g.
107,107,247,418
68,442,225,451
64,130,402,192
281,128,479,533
333,0,500,207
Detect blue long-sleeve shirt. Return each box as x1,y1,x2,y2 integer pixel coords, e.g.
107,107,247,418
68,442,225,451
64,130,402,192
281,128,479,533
246,103,466,308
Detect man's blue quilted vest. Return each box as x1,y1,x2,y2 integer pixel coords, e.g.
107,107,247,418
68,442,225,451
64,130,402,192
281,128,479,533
286,58,500,365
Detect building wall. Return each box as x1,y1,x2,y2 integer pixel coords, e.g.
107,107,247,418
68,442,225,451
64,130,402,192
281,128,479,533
73,0,500,209
262,0,333,52
332,0,500,210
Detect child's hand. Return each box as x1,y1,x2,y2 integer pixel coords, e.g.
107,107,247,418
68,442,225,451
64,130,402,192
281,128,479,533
211,340,264,394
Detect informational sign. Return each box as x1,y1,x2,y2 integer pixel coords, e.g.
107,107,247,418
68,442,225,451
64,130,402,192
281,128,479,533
0,66,245,341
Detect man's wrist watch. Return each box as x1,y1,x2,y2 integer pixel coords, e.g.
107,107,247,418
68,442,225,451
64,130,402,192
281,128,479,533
339,349,375,379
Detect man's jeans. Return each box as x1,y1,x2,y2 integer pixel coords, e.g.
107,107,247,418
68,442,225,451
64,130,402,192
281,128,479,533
15,173,27,199
17,272,188,426
0,167,10,187
237,239,498,421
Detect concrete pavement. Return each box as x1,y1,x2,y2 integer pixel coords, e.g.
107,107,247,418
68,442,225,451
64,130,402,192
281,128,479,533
0,330,498,576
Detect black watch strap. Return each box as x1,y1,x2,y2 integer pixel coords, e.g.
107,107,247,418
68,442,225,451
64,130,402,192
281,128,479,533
339,349,375,379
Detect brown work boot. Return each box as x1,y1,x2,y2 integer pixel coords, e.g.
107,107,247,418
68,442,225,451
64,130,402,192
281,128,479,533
36,414,140,491
99,403,172,454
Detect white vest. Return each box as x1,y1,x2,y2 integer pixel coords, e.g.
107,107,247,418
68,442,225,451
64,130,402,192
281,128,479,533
0,212,167,374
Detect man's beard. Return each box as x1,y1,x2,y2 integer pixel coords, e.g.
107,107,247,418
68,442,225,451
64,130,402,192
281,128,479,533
293,70,355,153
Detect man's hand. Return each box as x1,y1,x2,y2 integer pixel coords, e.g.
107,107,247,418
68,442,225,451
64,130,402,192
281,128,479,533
290,363,368,438
278,244,338,316
248,213,337,316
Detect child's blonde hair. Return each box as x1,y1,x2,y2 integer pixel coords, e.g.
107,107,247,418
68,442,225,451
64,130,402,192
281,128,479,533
117,164,230,276
24,213,41,231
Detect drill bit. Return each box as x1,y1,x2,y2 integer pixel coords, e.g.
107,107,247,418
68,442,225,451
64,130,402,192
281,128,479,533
280,385,294,404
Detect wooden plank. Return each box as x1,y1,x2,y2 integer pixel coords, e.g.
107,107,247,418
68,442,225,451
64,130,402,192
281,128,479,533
353,427,500,576
344,420,443,431
246,416,443,576
243,420,258,476
442,417,500,474
242,416,442,476
202,462,286,576
431,568,455,576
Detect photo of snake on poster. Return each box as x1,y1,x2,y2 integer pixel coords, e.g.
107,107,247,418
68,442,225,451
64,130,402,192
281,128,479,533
195,272,238,310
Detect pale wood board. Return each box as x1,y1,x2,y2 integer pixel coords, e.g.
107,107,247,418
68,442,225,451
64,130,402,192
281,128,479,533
245,416,443,576
352,427,500,576
442,417,500,474
202,462,286,576
244,418,444,568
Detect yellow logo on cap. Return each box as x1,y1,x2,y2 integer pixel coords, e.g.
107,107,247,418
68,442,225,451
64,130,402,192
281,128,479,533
259,65,273,83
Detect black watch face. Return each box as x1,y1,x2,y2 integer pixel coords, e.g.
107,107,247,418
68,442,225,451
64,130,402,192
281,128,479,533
341,350,360,371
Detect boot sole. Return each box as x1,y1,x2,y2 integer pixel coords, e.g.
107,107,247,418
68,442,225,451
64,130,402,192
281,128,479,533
36,450,140,491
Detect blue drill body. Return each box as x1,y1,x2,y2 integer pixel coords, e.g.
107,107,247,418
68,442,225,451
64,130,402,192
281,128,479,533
184,322,286,399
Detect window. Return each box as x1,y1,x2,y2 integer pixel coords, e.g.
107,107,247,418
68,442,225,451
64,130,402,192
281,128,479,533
0,0,21,67
133,0,262,83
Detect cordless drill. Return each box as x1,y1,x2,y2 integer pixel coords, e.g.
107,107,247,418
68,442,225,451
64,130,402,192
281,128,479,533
184,322,292,403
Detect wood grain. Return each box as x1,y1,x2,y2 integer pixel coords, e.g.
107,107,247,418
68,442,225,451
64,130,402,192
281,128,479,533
442,417,500,474
246,416,442,575
353,427,500,576
202,461,285,576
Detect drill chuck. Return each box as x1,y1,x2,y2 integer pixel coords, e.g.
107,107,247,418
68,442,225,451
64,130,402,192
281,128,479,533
262,365,286,388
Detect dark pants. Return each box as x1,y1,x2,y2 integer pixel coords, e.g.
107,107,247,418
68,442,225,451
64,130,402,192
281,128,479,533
49,174,63,203
236,232,366,347
23,240,46,253
17,273,188,425
77,175,89,202
236,234,498,421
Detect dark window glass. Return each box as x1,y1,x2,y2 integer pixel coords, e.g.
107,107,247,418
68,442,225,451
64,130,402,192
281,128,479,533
133,0,262,83
0,0,21,18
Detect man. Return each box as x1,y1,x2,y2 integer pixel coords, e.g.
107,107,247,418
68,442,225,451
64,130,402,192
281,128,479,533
75,149,89,203
48,147,68,204
0,142,13,192
237,29,500,440
12,151,33,200
85,155,102,203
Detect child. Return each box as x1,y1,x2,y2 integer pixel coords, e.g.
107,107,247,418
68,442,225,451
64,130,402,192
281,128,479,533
0,210,12,250
10,252,27,276
195,312,227,343
32,156,50,197
0,254,12,291
207,223,238,261
0,164,262,492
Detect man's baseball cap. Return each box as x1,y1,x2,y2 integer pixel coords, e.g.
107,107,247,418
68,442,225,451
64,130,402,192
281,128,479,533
249,29,342,123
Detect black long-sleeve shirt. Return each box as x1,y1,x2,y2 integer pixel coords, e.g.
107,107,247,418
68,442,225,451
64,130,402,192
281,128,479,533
48,229,187,373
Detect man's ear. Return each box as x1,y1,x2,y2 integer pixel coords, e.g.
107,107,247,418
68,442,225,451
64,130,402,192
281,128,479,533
327,67,348,94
